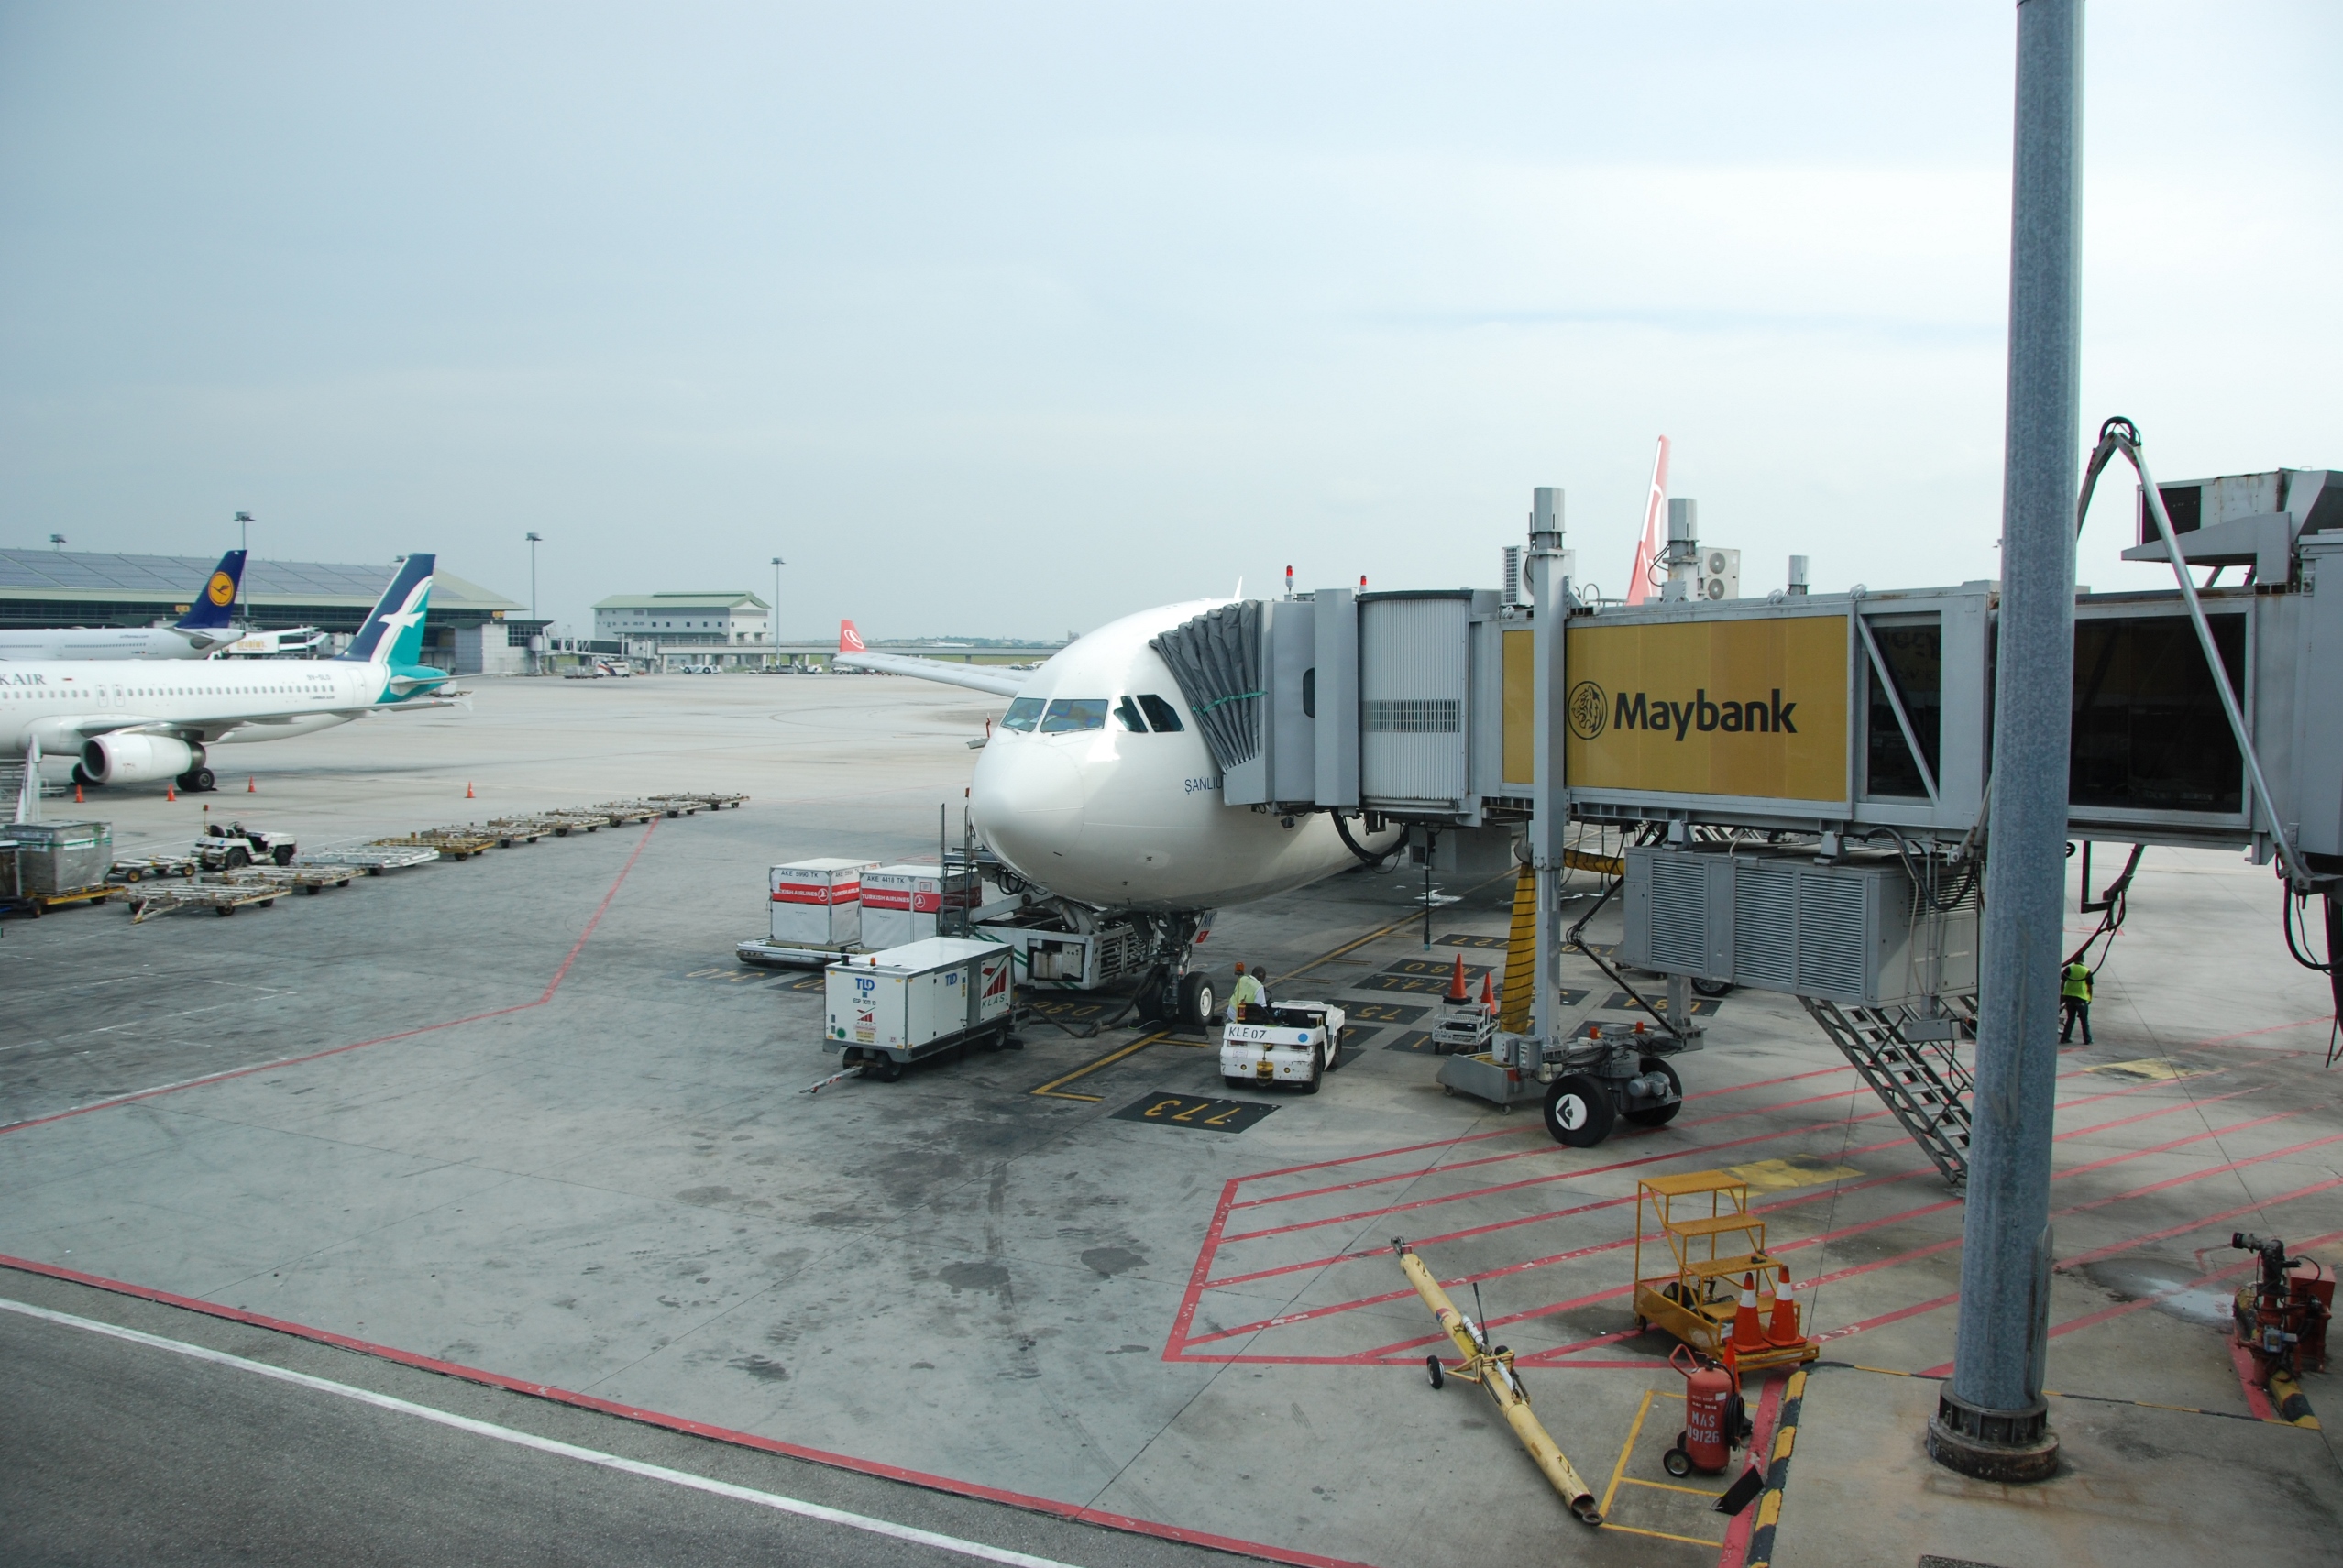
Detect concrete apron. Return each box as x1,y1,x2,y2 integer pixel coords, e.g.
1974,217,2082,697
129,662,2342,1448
2,679,2338,1567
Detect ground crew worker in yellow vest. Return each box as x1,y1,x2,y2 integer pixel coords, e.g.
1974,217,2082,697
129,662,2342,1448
1229,963,1266,1020
2059,959,2094,1045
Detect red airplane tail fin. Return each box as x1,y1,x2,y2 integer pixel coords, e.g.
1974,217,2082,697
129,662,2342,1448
839,620,866,653
1627,435,1671,606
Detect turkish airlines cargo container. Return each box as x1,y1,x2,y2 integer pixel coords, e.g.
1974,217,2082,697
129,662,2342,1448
859,863,980,948
825,937,1015,1075
768,858,877,946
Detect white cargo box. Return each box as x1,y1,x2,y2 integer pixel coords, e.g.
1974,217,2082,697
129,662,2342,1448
826,937,1014,1066
769,858,877,946
860,863,980,949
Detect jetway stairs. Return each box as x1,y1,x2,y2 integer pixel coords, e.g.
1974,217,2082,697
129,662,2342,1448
1798,995,1977,1187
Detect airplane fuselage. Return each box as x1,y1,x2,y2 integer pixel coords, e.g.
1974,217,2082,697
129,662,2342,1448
1,658,412,761
0,625,227,661
970,600,1392,912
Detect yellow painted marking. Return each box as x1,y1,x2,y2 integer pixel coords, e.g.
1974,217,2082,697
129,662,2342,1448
1773,1426,1795,1462
1598,1387,1655,1520
1724,1155,1863,1192
1786,1369,1807,1400
1598,1522,1727,1548
1028,1032,1168,1099
2087,1057,2202,1083
1755,1492,1781,1528
1619,1476,1726,1498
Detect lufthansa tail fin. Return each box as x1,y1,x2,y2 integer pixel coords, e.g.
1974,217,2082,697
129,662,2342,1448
336,554,436,667
840,619,867,653
174,550,248,631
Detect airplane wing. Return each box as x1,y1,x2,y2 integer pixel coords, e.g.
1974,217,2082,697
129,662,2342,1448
830,620,1028,698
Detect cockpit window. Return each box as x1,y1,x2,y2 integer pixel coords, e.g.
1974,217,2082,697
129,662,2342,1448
1000,696,1045,732
1113,696,1146,733
1040,698,1109,733
1138,694,1183,732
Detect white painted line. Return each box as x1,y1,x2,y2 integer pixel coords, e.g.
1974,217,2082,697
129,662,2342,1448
0,1297,1082,1568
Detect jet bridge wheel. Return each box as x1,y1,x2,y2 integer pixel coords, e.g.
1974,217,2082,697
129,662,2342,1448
1543,1073,1615,1148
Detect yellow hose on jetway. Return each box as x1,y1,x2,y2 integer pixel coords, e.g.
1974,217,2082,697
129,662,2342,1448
1499,862,1535,1033
1393,1238,1601,1523
1564,848,1623,877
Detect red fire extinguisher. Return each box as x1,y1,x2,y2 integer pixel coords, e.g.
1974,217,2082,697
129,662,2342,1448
1665,1343,1738,1476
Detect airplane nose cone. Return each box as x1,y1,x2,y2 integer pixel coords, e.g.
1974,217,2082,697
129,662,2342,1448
972,742,1084,876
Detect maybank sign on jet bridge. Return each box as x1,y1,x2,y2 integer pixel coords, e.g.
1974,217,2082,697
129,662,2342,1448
1560,616,1849,804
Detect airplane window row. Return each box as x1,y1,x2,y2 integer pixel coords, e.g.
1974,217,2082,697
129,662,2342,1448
999,696,1186,735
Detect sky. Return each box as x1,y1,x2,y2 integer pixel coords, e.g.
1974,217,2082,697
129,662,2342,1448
1,3,2336,641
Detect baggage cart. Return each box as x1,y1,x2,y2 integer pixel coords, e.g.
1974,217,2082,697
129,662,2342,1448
825,938,1015,1080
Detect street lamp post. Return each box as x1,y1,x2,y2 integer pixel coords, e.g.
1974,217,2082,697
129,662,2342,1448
525,532,544,672
771,555,785,668
233,512,253,628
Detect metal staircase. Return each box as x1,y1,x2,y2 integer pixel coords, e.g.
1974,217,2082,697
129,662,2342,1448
1799,995,1976,1187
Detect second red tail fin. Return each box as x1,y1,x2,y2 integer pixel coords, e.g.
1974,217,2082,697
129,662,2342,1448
839,619,866,653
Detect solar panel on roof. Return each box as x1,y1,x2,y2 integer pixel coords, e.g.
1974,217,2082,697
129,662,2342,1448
0,549,519,609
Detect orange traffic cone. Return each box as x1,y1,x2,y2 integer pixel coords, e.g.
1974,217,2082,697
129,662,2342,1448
466,781,475,799
1766,1265,1805,1346
1478,971,1496,1014
165,784,176,802
1728,1273,1766,1357
73,783,83,803
1446,952,1468,1003
247,776,256,793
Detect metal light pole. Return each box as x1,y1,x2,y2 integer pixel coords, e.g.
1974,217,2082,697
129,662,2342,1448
48,533,65,552
1928,0,2083,1484
525,532,544,673
234,511,253,627
771,556,785,668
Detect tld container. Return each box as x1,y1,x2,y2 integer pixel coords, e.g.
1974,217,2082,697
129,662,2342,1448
0,820,114,899
825,937,1014,1073
859,863,980,949
768,858,877,946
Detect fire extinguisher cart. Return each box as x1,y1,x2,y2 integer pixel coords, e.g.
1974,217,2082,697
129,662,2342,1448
1632,1171,1817,1376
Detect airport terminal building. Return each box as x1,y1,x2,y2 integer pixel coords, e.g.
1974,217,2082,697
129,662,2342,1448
0,547,535,673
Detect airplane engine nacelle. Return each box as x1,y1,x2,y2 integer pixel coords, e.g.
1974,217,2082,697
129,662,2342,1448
82,734,199,785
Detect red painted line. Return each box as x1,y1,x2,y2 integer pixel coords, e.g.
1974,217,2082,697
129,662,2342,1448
2192,1017,2332,1047
1161,1177,1246,1364
1837,1158,2343,1370
1213,1064,2227,1249
0,1253,1379,1568
2056,1173,2343,1270
1210,1061,1864,1212
1179,1076,2256,1358
0,822,660,1136
1303,1099,2301,1364
1716,1371,1788,1568
1229,1079,1868,1212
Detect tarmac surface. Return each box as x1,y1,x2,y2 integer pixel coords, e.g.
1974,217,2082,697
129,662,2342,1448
3,671,2339,1568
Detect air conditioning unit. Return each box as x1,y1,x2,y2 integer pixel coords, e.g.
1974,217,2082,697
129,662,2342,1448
1619,846,1977,1008
1697,548,1741,602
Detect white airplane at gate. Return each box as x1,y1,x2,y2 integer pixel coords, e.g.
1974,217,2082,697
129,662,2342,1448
836,606,1399,916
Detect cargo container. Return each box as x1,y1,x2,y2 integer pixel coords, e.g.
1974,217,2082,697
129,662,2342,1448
859,863,980,949
824,937,1014,1080
1,820,114,901
768,858,876,947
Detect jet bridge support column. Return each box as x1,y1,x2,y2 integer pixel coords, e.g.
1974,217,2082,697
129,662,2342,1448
1929,0,2080,1484
1526,488,1571,1047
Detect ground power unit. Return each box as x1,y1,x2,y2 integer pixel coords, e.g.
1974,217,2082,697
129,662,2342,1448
824,937,1014,1077
1618,845,1979,1009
